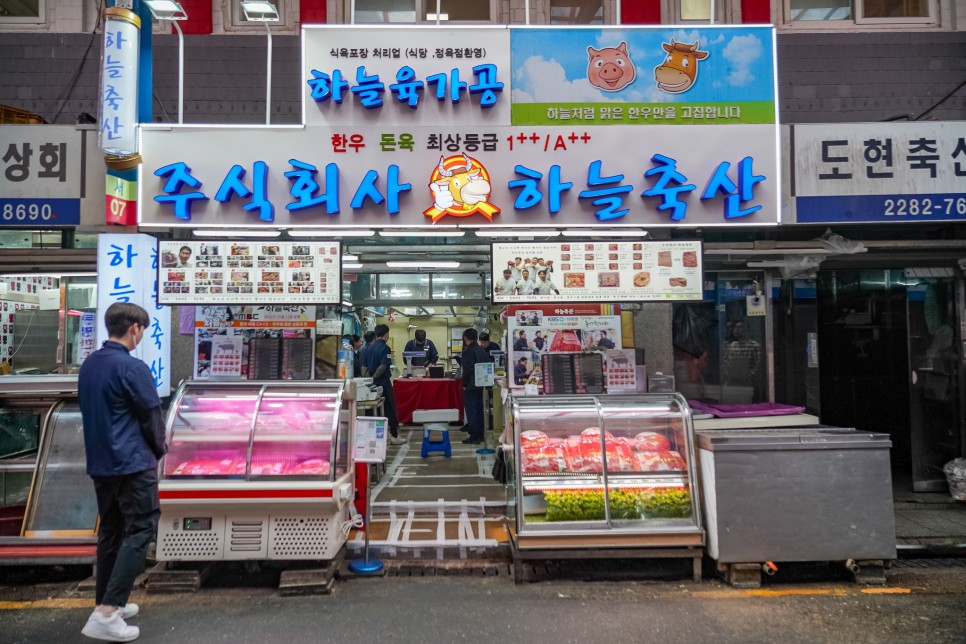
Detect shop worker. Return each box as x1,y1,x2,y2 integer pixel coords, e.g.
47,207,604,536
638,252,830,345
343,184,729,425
364,324,406,445
79,302,166,643
461,328,492,445
359,330,376,376
513,330,530,352
597,330,616,350
494,268,516,295
403,328,438,367
532,269,560,296
515,268,534,296
479,330,501,354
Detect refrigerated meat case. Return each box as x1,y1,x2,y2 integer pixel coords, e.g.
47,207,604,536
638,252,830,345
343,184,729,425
157,380,356,563
0,376,98,564
507,393,704,582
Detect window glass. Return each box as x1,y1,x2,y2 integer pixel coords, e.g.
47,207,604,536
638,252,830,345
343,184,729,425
789,0,851,20
426,0,491,21
379,274,430,300
550,0,603,23
356,0,417,23
429,273,482,300
862,0,929,17
0,0,41,20
680,0,712,20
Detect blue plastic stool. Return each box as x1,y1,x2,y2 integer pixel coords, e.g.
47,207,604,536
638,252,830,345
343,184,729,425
421,422,451,458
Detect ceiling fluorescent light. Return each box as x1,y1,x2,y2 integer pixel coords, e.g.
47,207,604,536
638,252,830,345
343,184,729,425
343,263,363,269
379,230,464,238
341,300,353,308
288,229,374,237
475,229,561,238
560,229,648,238
193,229,280,238
386,261,460,269
342,255,358,261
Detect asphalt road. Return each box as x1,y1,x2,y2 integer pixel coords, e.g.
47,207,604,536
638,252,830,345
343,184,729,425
2,564,966,644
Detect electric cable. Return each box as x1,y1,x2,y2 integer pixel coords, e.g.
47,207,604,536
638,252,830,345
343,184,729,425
52,0,103,124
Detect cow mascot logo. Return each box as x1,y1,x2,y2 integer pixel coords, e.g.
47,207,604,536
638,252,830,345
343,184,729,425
587,42,636,92
423,153,500,223
654,40,709,94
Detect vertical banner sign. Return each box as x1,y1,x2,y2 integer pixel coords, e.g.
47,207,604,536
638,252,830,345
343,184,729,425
97,234,172,396
105,171,138,225
98,7,140,157
78,312,97,362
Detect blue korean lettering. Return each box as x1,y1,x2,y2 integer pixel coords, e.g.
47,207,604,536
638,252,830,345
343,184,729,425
701,156,765,220
109,276,136,303
350,67,385,109
150,357,165,389
508,165,572,213
107,243,138,268
214,161,275,222
426,69,467,103
349,165,411,214
389,66,424,108
104,54,124,79
154,162,209,221
102,116,123,141
578,160,633,221
104,85,123,111
285,159,340,214
468,64,503,108
641,154,697,221
307,69,348,103
150,316,164,351
105,30,127,50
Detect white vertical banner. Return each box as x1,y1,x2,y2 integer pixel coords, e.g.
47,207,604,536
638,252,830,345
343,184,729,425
97,233,172,397
98,7,140,157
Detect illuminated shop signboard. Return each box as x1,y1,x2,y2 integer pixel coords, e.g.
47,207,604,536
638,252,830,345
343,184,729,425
139,26,779,229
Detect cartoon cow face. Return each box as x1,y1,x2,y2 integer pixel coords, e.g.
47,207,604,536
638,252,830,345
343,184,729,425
587,42,636,92
654,40,709,94
433,155,491,208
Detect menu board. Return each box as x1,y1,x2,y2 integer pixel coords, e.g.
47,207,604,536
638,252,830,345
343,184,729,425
491,240,703,303
248,338,282,380
541,352,605,395
157,240,342,305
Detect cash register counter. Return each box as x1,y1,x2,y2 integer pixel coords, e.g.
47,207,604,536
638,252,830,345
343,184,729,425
393,377,463,425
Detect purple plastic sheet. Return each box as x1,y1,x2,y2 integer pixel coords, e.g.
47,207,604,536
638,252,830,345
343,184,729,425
179,305,196,335
688,400,806,418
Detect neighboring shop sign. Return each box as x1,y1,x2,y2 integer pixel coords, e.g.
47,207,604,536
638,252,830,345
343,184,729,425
491,240,703,303
507,303,622,393
156,240,342,306
510,27,776,126
793,122,966,223
0,126,84,226
97,233,172,396
98,7,140,157
140,26,779,229
193,305,316,380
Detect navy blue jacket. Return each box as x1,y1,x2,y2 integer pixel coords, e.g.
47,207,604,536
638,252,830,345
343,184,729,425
403,338,439,366
79,341,165,477
461,341,492,391
362,338,393,385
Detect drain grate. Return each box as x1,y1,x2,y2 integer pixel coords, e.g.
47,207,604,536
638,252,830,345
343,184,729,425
890,558,966,570
384,563,510,577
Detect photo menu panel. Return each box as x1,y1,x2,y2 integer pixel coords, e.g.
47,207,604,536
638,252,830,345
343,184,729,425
157,240,342,305
491,240,703,304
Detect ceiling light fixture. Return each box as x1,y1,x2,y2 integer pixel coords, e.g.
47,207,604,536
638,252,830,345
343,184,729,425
342,254,358,261
288,229,375,237
342,263,363,269
386,261,461,269
378,230,465,238
560,229,649,238
474,229,561,238
193,229,281,238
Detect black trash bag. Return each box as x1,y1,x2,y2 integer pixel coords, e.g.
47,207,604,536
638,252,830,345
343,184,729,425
672,304,717,359
491,448,509,484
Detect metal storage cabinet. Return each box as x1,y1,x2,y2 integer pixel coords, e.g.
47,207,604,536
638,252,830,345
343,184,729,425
696,427,896,586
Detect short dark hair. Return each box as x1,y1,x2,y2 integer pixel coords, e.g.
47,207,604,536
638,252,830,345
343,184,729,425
479,331,490,341
179,245,191,254
363,331,376,343
414,329,426,342
535,331,542,336
105,302,149,339
350,334,361,344
518,357,527,363
374,324,390,338
600,330,608,336
463,328,478,342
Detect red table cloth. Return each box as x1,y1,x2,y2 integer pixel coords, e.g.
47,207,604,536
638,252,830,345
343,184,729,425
393,377,463,425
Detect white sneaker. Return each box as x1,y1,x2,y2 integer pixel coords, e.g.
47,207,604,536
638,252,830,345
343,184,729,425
81,610,140,642
118,603,139,620
389,435,406,445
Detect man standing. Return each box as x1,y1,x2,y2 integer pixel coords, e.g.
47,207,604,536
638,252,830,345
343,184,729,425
494,268,516,296
403,328,438,367
364,324,406,445
479,331,501,354
596,330,616,349
460,328,492,445
79,303,166,642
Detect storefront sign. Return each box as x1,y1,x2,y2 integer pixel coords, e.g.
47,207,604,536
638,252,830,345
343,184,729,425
139,125,778,228
105,174,138,225
98,7,140,157
0,126,83,226
157,240,342,305
97,233,172,396
510,27,776,126
793,122,966,223
492,240,703,303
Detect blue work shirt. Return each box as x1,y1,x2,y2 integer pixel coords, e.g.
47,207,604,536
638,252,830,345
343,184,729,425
79,341,163,477
362,338,393,385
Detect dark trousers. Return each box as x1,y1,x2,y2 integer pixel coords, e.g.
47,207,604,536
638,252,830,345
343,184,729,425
463,387,484,440
92,468,161,607
380,380,400,437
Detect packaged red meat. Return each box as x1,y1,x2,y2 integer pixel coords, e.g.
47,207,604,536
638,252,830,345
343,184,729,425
634,431,671,452
520,430,550,448
172,459,246,476
251,461,288,475
548,329,582,352
635,450,687,472
521,443,566,473
580,427,615,442
291,459,331,475
562,438,584,471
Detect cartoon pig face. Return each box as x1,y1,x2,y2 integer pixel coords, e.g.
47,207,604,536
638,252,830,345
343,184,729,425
587,42,636,92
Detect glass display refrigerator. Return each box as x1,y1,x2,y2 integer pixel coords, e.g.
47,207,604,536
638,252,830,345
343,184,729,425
157,380,355,562
0,376,98,565
506,393,704,582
